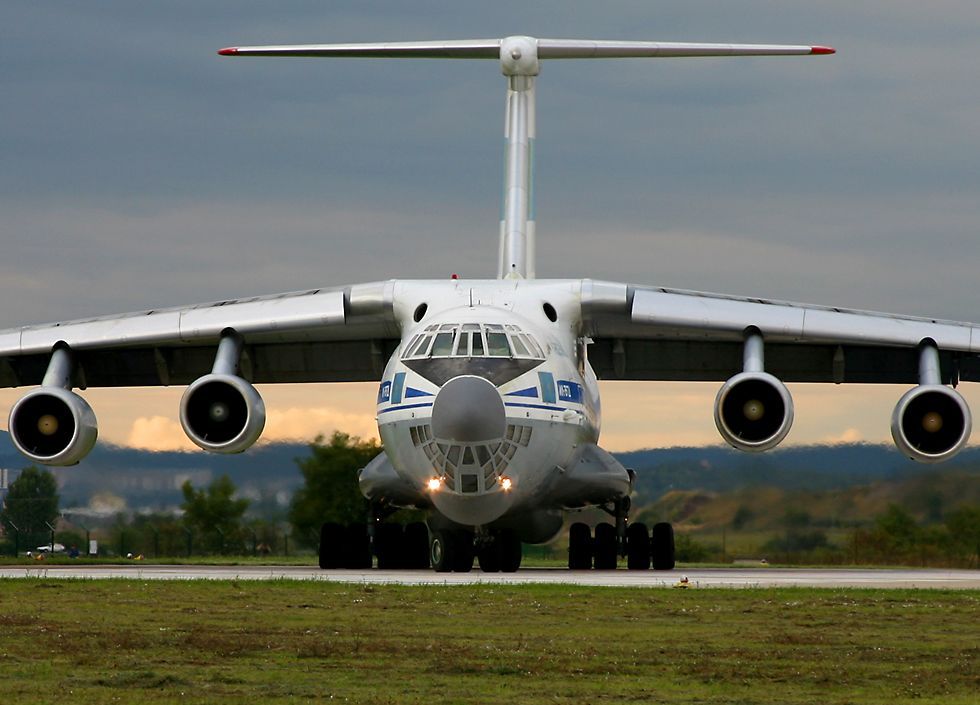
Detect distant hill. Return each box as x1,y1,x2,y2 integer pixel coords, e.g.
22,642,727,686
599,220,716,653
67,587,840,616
0,430,313,516
618,444,980,499
2,429,979,517
633,466,980,531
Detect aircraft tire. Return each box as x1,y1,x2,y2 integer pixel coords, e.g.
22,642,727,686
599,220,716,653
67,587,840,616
430,530,453,572
651,522,676,571
374,523,405,569
498,529,522,573
318,522,345,569
405,522,430,569
626,522,651,570
450,531,475,573
342,523,372,569
568,522,592,569
593,522,618,570
477,543,501,572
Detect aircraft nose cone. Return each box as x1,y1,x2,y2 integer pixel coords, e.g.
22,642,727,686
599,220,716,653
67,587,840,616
431,375,505,442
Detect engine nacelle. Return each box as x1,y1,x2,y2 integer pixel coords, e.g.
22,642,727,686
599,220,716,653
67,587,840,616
714,371,794,452
891,385,971,463
8,387,98,466
179,374,266,453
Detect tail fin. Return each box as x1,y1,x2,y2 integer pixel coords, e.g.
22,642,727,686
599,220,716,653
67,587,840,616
219,36,834,279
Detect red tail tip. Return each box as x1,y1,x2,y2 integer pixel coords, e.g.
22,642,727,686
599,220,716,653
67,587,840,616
218,47,239,56
810,46,836,55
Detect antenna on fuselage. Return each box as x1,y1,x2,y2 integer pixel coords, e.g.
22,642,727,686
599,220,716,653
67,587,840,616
218,37,834,280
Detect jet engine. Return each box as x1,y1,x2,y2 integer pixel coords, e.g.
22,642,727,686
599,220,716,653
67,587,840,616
714,330,794,452
179,373,266,453
891,385,971,463
9,387,98,466
714,371,794,452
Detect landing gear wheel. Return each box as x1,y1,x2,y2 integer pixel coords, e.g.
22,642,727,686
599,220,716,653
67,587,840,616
374,523,405,569
450,531,475,573
593,522,618,570
626,522,651,570
568,522,592,570
651,522,675,571
342,523,372,569
430,530,453,573
318,522,344,569
430,530,474,573
404,522,430,569
477,543,501,572
497,529,522,573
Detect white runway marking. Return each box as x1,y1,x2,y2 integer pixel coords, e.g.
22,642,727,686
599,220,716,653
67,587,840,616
1,565,978,589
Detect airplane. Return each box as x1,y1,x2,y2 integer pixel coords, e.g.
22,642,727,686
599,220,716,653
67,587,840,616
2,36,978,574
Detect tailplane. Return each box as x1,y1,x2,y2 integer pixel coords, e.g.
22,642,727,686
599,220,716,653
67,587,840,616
219,36,834,279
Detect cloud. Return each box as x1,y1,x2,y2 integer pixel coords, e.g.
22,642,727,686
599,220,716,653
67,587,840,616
823,428,864,445
263,407,379,444
123,405,378,452
127,416,196,452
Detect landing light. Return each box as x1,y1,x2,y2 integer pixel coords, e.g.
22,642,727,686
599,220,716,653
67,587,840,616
427,477,442,492
500,477,513,491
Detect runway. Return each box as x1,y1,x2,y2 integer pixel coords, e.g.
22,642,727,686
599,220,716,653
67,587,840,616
1,565,978,588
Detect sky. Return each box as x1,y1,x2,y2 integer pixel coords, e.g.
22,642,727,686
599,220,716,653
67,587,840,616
3,1,980,452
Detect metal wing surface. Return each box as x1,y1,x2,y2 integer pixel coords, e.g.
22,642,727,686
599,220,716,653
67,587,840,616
0,282,400,389
581,281,980,385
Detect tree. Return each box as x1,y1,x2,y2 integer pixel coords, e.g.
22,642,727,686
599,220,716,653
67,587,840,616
874,504,920,553
945,506,980,566
0,466,60,542
731,505,754,530
181,475,250,552
289,432,381,545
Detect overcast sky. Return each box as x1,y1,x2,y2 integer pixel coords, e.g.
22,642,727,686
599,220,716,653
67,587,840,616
3,2,980,452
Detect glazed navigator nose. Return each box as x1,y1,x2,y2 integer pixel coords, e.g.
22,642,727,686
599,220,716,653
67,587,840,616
431,375,505,442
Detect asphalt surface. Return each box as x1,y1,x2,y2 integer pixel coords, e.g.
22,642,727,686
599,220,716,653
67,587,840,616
1,565,978,589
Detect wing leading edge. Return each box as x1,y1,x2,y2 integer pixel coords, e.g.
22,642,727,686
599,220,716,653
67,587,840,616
0,282,400,388
581,281,980,385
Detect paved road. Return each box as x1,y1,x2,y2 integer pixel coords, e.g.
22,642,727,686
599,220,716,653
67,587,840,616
1,565,978,588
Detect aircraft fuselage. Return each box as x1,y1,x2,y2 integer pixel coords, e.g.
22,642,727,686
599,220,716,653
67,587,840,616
369,279,618,541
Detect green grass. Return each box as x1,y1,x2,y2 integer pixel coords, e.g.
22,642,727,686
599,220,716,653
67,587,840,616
0,580,977,704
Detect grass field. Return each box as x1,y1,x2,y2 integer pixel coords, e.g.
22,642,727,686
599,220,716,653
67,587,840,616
0,580,977,704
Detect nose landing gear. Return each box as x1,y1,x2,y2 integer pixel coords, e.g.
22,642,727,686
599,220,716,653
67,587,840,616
430,529,475,572
476,529,522,573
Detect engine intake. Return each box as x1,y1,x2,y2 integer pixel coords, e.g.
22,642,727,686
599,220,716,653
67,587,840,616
714,372,794,452
8,387,98,466
180,374,266,453
891,385,971,463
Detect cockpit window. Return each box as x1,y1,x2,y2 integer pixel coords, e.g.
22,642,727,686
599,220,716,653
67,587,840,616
430,330,456,357
486,332,511,357
402,323,544,361
409,334,433,357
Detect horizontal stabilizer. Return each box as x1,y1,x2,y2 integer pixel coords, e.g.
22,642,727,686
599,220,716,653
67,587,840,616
218,38,834,59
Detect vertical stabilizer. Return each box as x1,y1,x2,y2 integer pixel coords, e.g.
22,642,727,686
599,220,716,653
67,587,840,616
217,36,833,280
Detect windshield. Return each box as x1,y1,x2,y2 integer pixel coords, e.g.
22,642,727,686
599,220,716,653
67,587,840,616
402,323,545,361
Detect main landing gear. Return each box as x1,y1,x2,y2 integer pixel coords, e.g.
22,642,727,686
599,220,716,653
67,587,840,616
318,512,429,569
567,505,675,571
429,528,523,573
318,516,525,573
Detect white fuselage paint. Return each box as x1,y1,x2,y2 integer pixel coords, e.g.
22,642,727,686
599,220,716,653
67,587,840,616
375,279,600,526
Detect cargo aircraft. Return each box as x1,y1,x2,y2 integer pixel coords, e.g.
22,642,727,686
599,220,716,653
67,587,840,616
3,37,978,573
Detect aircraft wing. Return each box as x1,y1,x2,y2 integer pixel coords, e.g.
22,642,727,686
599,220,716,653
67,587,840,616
580,280,980,385
0,282,400,389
